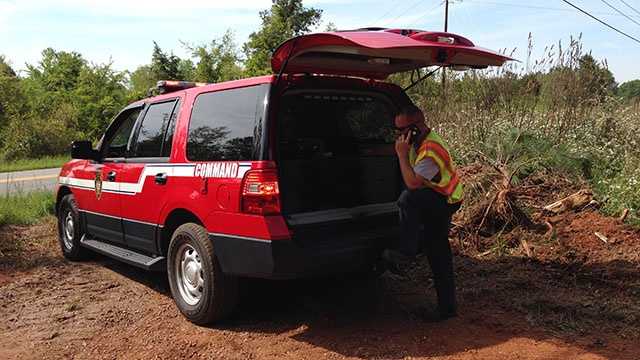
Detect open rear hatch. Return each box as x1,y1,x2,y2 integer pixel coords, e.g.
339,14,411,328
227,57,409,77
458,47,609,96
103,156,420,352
272,29,513,79
273,29,511,249
276,88,401,249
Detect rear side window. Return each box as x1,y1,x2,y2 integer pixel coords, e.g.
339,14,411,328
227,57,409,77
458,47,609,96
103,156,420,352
187,84,269,161
131,100,179,158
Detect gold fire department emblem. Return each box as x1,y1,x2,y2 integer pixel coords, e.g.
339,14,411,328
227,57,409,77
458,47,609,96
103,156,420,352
95,172,102,200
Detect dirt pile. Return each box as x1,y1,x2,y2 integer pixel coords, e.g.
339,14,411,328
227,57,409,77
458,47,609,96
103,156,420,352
454,163,639,260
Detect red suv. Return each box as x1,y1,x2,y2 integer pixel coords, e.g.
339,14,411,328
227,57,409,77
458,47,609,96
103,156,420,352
56,29,509,324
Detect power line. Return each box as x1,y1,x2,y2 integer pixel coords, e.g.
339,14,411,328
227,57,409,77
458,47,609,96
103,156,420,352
372,3,408,25
463,0,639,18
382,0,430,26
560,0,640,45
600,0,640,27
617,0,640,18
407,1,445,27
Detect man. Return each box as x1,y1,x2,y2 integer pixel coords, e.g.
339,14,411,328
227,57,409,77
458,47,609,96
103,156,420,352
384,104,463,321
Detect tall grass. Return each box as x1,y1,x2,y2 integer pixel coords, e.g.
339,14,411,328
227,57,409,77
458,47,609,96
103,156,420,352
393,34,640,225
0,155,69,173
0,190,55,227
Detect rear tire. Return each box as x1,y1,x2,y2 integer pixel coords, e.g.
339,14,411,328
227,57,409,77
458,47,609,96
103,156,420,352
167,223,238,325
57,194,90,261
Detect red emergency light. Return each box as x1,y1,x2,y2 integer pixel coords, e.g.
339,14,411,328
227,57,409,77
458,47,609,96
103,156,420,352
156,80,208,94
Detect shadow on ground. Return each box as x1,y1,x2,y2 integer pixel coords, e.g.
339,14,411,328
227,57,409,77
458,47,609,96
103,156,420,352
98,251,639,359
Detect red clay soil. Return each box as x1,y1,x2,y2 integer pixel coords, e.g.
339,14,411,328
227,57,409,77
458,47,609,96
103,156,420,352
556,211,640,263
1,217,639,360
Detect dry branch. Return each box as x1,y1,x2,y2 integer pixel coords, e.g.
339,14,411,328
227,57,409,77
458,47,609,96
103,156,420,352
544,189,593,214
521,239,532,257
619,209,629,222
594,232,609,244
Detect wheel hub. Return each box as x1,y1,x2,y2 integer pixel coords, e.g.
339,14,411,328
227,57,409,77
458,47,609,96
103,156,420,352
63,211,74,250
185,262,199,285
175,243,204,306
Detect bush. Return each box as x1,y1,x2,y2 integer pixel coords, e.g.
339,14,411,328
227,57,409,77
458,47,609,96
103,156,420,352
1,102,80,160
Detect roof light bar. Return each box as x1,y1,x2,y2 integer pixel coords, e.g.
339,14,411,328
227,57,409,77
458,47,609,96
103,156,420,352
155,80,208,95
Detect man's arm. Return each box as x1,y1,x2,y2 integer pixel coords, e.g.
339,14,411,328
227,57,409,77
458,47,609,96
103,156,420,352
398,154,426,190
395,133,427,190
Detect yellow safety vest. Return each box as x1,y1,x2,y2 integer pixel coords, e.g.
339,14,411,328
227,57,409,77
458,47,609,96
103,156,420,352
408,130,464,204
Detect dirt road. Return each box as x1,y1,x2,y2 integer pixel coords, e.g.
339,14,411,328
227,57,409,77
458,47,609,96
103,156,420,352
1,218,639,360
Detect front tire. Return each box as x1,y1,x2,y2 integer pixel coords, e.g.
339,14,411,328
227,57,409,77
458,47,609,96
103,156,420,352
167,223,238,325
57,194,89,261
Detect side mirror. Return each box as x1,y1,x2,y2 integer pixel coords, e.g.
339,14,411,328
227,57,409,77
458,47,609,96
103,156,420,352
71,140,100,161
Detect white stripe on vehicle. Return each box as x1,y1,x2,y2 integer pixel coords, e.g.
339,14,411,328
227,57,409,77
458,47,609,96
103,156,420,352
59,162,252,195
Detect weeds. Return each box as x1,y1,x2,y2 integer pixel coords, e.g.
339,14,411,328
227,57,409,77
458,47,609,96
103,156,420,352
393,34,640,230
0,155,69,173
0,190,55,227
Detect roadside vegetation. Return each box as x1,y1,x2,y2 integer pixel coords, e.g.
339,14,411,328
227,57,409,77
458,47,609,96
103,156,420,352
0,190,55,227
0,155,68,173
392,35,640,228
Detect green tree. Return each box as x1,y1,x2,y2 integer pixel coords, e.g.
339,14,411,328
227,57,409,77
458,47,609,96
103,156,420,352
129,65,156,100
26,48,85,93
617,80,640,101
0,55,17,77
242,0,322,76
0,61,27,146
577,54,616,103
73,62,128,139
150,41,183,80
178,58,195,82
0,49,129,158
324,22,338,32
187,30,244,83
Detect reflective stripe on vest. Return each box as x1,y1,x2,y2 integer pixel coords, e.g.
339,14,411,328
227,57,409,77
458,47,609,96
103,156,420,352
409,131,463,204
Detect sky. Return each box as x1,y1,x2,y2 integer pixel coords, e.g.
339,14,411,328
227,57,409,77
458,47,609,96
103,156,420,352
2,0,640,83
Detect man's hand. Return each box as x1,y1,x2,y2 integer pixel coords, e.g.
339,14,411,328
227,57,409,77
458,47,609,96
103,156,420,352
395,133,410,158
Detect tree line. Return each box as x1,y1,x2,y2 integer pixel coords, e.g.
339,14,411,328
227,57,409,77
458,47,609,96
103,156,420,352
0,0,321,160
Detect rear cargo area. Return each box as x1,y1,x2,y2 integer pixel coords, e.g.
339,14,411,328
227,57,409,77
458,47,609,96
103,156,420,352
276,89,402,249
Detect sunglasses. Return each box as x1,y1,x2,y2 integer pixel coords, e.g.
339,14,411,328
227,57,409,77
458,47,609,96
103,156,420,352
394,123,419,133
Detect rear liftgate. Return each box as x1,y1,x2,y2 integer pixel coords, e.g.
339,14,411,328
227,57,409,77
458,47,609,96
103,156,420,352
271,28,512,81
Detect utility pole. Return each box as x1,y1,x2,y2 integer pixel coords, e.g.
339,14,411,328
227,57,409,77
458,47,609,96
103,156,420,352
444,0,449,32
441,0,449,96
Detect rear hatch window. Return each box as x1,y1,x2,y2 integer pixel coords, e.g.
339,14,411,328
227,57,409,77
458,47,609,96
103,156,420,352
277,90,401,216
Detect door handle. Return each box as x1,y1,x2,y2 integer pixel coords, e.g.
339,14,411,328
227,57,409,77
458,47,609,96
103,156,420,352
106,171,116,182
155,173,168,185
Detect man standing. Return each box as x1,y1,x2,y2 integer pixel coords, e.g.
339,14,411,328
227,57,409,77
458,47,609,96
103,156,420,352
384,104,463,320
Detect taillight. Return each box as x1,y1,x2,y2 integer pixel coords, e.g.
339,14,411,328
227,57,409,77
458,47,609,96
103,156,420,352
241,169,281,215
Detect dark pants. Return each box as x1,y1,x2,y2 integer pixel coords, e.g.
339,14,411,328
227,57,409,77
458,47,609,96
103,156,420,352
395,188,460,315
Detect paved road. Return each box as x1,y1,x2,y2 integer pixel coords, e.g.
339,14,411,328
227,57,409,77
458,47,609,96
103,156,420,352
0,167,60,194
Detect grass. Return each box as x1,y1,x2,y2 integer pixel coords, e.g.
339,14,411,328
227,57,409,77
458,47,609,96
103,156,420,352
0,190,56,227
0,155,69,173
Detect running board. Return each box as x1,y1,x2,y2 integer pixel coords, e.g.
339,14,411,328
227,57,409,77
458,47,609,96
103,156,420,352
80,236,166,271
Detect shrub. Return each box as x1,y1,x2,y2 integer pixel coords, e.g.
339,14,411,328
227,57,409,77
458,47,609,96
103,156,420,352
0,103,80,160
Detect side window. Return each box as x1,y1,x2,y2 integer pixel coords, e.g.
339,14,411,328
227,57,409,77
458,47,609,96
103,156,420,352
131,100,178,158
187,85,268,161
161,100,180,157
103,107,142,158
